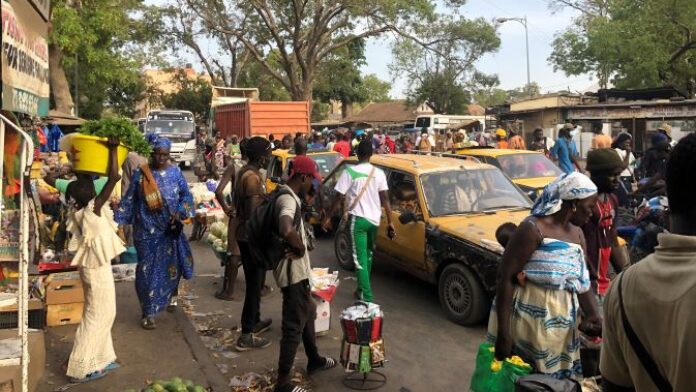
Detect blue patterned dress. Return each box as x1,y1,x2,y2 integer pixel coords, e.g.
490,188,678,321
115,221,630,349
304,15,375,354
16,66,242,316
115,165,195,317
487,238,591,380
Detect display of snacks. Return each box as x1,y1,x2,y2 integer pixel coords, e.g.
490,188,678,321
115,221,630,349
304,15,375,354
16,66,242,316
339,302,385,373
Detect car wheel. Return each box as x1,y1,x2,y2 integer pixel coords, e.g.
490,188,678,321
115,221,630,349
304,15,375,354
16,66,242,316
334,228,354,271
438,263,487,326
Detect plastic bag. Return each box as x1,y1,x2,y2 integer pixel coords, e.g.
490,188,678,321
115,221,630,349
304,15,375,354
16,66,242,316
470,343,532,392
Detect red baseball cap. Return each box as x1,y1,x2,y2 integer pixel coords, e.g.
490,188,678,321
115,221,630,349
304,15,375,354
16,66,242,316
290,156,321,181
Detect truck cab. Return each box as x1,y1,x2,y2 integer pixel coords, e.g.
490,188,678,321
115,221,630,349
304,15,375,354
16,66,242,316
144,110,197,166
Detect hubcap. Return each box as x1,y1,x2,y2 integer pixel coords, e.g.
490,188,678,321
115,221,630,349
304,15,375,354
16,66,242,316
445,273,471,315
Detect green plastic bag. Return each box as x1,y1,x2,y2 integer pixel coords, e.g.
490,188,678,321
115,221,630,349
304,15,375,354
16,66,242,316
470,343,532,392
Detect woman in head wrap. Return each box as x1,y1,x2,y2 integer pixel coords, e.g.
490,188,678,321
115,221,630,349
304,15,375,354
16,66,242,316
115,134,195,329
611,132,636,207
487,172,602,380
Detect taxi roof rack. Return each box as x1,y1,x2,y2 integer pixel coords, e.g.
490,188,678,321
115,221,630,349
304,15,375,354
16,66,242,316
409,150,481,164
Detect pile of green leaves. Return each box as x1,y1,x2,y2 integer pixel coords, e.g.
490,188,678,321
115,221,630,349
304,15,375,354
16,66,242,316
78,117,152,156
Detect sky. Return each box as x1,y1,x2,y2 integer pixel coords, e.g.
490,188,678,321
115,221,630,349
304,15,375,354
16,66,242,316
364,0,596,97
154,0,596,99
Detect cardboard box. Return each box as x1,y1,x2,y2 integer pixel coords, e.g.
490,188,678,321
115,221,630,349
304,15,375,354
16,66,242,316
0,329,45,392
313,296,330,334
46,303,83,327
45,273,83,305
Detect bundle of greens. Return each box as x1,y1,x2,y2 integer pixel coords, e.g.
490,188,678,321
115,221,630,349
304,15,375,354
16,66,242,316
78,117,152,156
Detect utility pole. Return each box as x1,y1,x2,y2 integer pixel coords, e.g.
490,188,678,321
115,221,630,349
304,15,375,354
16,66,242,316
496,16,531,86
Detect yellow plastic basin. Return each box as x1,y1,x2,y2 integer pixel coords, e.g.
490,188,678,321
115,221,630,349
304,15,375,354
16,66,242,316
61,134,128,176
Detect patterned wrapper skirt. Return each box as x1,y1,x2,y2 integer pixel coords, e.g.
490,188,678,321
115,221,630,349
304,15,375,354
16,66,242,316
486,283,582,380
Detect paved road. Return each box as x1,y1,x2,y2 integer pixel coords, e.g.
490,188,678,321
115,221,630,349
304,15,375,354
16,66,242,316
180,170,487,391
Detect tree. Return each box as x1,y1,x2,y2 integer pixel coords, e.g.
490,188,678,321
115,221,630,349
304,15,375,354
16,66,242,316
390,15,500,114
313,39,370,118
49,0,149,118
470,72,506,107
362,74,392,103
147,0,443,104
548,0,696,94
506,82,541,102
161,70,213,122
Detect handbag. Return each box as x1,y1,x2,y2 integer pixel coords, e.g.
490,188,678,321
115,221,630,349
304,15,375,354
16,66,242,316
514,374,580,392
140,164,163,211
618,273,673,391
337,167,376,232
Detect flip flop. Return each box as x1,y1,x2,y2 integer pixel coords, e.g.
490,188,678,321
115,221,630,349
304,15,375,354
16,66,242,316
307,357,337,375
68,369,108,384
104,362,120,371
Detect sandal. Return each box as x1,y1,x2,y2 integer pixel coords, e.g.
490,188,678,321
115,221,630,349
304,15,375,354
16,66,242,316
167,296,178,312
104,361,120,371
274,384,309,392
141,317,156,330
307,357,337,375
68,369,109,383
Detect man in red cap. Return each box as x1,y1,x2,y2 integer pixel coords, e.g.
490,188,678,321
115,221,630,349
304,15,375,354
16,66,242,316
273,155,336,392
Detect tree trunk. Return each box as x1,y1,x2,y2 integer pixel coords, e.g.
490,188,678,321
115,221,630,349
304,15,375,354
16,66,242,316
341,100,353,118
49,44,74,115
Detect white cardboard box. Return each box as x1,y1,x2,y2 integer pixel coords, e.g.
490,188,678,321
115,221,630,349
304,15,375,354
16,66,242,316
313,296,330,334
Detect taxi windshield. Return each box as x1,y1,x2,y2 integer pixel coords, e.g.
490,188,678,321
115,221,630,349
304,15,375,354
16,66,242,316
288,153,341,178
496,153,562,179
421,169,531,216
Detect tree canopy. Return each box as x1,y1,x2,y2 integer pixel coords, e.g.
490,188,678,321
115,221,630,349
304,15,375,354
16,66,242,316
146,0,450,104
390,14,500,114
49,0,149,118
161,70,213,122
548,0,696,94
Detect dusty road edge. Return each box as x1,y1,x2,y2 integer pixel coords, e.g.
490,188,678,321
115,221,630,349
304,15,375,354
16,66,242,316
173,308,230,392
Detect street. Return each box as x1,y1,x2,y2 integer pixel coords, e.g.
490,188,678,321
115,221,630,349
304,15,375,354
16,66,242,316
183,231,486,391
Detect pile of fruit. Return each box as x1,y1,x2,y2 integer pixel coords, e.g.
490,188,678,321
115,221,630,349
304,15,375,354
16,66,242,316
206,221,228,254
124,377,207,392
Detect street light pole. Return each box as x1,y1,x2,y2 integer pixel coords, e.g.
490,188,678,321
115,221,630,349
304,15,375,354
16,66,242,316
496,16,530,86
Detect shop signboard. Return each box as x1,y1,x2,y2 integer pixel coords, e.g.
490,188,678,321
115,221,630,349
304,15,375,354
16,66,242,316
1,0,50,116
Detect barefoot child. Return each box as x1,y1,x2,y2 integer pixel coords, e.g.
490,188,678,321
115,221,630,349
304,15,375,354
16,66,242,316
64,137,126,382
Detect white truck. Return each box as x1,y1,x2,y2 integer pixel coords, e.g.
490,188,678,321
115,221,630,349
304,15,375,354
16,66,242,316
144,110,197,166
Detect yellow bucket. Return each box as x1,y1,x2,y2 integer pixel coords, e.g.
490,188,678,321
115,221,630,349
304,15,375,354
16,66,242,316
60,134,129,176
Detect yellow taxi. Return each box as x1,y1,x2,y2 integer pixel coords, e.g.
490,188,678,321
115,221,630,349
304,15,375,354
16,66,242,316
321,154,533,325
454,147,562,199
265,148,342,192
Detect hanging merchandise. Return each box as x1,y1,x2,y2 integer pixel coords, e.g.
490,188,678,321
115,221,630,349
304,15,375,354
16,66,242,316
340,302,387,389
47,124,63,153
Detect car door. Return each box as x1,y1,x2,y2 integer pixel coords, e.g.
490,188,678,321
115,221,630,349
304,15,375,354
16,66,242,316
376,170,426,270
265,155,284,193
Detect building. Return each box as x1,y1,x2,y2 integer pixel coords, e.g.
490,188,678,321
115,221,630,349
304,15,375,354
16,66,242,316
497,88,696,156
341,101,434,130
135,66,212,118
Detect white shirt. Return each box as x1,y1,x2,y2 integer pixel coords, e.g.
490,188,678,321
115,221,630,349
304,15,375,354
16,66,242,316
274,187,312,288
614,148,636,178
334,162,389,226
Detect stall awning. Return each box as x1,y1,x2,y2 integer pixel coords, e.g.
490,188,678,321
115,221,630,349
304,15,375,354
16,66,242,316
44,111,85,126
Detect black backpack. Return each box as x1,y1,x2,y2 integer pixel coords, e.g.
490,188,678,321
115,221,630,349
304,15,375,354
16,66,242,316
246,187,302,271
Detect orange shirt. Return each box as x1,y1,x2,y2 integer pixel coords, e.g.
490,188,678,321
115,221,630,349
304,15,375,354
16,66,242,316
497,140,509,149
592,134,612,149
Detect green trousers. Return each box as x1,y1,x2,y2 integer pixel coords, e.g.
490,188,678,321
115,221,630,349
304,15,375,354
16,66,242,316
350,215,378,302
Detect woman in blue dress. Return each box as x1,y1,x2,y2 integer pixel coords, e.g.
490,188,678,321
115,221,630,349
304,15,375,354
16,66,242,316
115,135,195,329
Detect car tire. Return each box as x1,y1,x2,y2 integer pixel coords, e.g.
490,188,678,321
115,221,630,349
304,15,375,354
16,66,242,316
438,263,487,326
334,228,355,271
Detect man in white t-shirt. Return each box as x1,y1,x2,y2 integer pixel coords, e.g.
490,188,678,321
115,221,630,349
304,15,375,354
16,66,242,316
323,140,395,302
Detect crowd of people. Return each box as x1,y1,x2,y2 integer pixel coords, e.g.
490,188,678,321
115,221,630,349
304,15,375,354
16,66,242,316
52,118,694,391
488,128,694,390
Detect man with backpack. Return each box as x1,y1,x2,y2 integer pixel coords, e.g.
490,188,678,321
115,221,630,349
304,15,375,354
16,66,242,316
322,140,395,302
233,137,274,352
252,156,336,392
